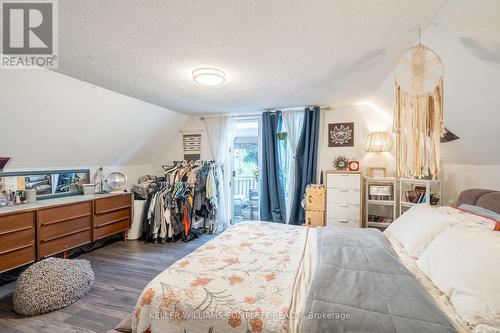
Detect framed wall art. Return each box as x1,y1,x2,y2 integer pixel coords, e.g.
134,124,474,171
368,167,387,178
328,122,354,147
183,133,202,161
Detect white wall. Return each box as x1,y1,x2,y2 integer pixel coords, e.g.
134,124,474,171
441,163,500,205
368,0,500,199
319,104,396,176
0,69,190,181
150,116,213,174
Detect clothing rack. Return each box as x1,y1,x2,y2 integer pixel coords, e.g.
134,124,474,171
141,160,221,244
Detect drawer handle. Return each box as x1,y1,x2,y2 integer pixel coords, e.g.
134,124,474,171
0,242,34,255
339,204,349,208
338,219,349,223
40,213,91,226
95,205,130,215
339,174,348,176
340,189,349,192
0,225,32,235
40,227,90,243
95,217,129,228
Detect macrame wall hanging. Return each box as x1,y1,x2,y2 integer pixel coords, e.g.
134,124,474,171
393,32,445,180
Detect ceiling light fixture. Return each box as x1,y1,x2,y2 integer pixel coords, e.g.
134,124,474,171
192,68,225,85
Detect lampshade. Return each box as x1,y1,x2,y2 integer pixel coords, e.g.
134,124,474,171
365,131,392,152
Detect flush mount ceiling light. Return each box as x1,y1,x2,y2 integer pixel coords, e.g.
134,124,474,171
192,68,225,85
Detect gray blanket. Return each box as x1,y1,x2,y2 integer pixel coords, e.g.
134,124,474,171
300,227,457,333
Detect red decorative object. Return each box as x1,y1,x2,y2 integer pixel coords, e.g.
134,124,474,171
348,160,359,171
0,157,10,172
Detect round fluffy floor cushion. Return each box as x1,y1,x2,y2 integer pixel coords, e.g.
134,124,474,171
13,258,95,316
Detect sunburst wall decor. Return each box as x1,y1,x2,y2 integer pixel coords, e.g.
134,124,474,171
333,155,349,170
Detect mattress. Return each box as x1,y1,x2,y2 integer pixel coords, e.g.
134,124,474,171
129,222,469,333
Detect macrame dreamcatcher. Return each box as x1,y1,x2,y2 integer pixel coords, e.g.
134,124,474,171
393,37,445,180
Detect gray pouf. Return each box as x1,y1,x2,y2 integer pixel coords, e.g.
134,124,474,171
13,258,94,316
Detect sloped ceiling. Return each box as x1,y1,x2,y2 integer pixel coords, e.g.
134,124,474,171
371,0,500,165
431,0,500,164
0,70,191,169
56,0,446,114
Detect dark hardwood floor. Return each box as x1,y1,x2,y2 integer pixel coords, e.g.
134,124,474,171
0,235,212,333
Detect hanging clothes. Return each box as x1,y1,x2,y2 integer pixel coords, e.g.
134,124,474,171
139,160,221,243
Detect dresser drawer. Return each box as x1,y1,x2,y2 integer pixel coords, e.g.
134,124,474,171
0,227,35,253
326,173,360,189
326,203,360,219
327,188,360,204
0,243,36,273
0,212,34,234
326,217,360,228
95,194,131,214
94,218,129,240
94,208,130,228
38,201,91,225
39,216,91,242
39,229,91,258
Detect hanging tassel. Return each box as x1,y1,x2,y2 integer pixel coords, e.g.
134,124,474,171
394,81,444,179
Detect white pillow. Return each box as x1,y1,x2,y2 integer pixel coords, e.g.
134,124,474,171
417,226,500,328
384,204,459,258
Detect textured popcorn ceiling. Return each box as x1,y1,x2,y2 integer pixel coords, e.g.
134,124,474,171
56,0,446,114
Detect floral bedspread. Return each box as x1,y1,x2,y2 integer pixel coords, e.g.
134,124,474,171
132,221,309,333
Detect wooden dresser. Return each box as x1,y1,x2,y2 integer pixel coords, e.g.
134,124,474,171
0,193,132,273
0,211,36,273
324,170,363,228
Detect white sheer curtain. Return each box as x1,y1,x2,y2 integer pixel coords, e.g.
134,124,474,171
204,116,235,233
283,110,305,223
316,108,327,181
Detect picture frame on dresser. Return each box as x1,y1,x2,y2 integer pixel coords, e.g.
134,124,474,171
322,170,363,228
367,167,387,178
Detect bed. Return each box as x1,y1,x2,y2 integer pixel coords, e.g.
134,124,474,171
117,189,499,333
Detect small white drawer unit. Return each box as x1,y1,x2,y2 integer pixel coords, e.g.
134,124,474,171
324,171,363,228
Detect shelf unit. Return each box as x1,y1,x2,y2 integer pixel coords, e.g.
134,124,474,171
364,177,397,229
399,178,441,215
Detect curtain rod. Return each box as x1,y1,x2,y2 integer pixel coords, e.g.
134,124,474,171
200,106,333,120
264,106,332,112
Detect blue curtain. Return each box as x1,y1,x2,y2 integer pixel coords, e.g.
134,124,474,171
288,107,320,225
260,111,287,223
